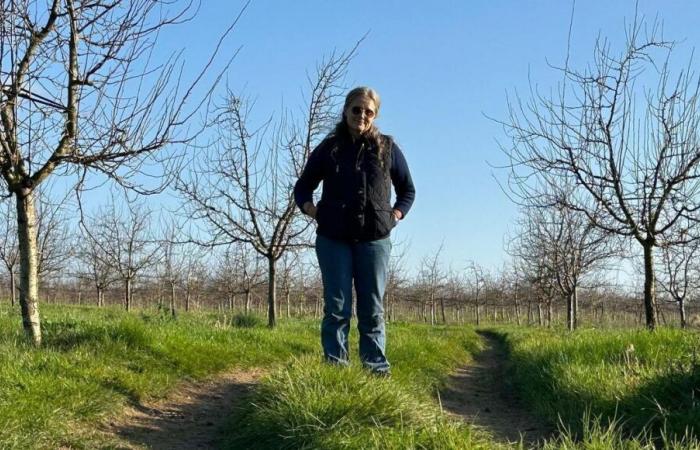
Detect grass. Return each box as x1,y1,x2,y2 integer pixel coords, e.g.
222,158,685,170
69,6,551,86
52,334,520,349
6,302,700,449
494,326,700,448
221,323,500,449
1,305,494,449
0,304,318,449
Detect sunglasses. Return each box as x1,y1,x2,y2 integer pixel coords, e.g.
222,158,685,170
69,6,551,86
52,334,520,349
351,106,376,118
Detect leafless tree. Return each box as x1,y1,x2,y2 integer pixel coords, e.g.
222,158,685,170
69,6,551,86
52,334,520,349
181,245,207,312
385,237,409,322
159,216,193,318
0,185,71,305
277,250,300,319
77,225,117,307
419,243,446,325
657,225,700,328
86,200,160,311
35,188,71,282
214,243,264,314
175,48,356,327
0,1,242,344
465,260,486,326
0,199,19,306
498,18,700,329
510,201,617,330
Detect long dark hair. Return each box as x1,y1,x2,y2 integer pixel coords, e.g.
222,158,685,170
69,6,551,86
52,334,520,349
332,86,391,169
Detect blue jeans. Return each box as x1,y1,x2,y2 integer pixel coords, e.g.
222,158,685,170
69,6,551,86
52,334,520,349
315,234,391,373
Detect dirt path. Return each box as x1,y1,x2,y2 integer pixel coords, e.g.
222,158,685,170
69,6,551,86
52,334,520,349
441,331,553,447
103,369,263,449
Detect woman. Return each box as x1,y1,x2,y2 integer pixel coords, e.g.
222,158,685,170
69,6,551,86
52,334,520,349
294,86,415,375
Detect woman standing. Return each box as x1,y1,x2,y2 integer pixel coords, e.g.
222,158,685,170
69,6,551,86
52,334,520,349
294,87,415,375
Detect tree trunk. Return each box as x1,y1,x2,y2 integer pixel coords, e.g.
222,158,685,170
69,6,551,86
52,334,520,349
573,285,579,329
642,242,658,330
267,256,276,328
16,190,41,345
567,290,575,331
9,270,16,307
286,290,291,318
475,295,481,326
429,293,435,326
514,292,521,326
185,290,191,312
170,281,176,318
125,277,132,311
245,290,251,314
679,298,687,329
537,301,543,326
440,297,446,324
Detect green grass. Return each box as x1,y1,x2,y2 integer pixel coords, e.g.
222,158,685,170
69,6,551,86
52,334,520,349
0,304,318,449
495,326,700,448
222,323,501,449
0,305,494,449
7,302,700,449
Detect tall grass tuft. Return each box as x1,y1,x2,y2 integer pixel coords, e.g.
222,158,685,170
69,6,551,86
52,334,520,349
223,324,499,449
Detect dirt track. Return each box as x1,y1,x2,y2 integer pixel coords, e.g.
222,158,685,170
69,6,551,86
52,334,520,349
441,331,553,447
104,369,261,449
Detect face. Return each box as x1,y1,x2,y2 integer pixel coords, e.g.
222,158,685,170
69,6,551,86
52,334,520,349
344,95,377,136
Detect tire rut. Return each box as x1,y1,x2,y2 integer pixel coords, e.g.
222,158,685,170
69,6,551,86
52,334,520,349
102,369,263,449
440,331,553,447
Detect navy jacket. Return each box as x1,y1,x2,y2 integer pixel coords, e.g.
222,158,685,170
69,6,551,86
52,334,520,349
294,131,415,241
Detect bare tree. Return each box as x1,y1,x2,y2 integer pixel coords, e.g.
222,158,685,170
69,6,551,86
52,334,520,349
159,216,192,318
0,1,241,344
175,49,356,327
181,245,207,312
87,200,160,311
0,199,19,306
77,226,117,307
499,18,700,329
0,185,71,305
385,237,410,322
419,243,446,326
657,227,700,328
510,201,617,330
214,243,264,315
35,188,71,283
277,250,300,319
465,261,486,326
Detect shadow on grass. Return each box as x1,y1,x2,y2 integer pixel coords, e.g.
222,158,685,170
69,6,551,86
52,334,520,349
42,318,153,352
493,329,700,444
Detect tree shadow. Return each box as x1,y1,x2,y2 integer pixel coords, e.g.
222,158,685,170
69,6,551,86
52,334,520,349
500,332,700,443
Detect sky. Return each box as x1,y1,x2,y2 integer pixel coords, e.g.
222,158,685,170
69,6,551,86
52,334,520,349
136,0,700,277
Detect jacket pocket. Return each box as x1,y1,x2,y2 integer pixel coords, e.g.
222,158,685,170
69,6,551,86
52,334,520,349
374,208,396,238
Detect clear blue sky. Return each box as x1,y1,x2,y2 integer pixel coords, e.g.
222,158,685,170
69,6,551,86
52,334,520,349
150,0,700,276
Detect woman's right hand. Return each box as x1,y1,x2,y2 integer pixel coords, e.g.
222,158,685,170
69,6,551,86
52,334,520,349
303,201,318,219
